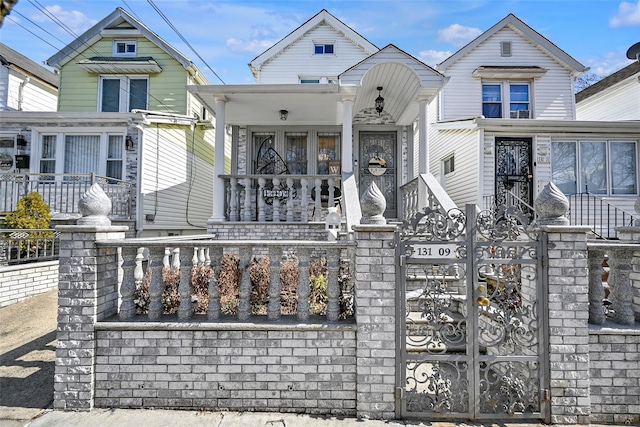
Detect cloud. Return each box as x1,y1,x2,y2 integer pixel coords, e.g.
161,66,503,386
226,38,276,55
31,5,97,35
610,1,640,27
419,49,453,66
437,23,482,47
582,50,635,76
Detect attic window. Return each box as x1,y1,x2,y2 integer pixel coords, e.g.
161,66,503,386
314,43,334,55
114,40,137,57
501,41,512,57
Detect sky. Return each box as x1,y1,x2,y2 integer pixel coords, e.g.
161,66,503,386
1,0,639,85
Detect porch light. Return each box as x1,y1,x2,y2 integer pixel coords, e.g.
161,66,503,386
375,86,385,115
279,109,288,120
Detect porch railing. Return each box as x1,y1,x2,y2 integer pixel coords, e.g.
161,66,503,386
0,173,133,219
96,237,355,323
567,193,637,239
399,173,458,222
0,228,60,265
221,174,342,223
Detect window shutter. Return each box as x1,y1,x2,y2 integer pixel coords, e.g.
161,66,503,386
501,41,512,57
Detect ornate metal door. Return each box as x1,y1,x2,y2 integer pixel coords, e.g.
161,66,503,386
396,204,549,422
359,131,396,218
495,138,533,215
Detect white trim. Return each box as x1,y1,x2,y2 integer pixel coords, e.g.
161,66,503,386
98,75,149,112
113,40,138,57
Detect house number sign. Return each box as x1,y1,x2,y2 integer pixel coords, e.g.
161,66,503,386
410,243,458,259
368,156,387,176
263,189,289,198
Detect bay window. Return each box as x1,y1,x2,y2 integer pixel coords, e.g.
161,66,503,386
551,140,637,195
36,131,125,180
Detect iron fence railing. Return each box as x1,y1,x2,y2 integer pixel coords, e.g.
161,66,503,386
0,228,60,265
0,173,133,219
567,193,637,239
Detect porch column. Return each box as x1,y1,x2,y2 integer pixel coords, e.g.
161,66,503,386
210,97,227,222
418,98,428,174
342,96,354,174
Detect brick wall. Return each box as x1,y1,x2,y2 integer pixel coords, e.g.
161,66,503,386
0,260,58,307
94,327,356,415
589,328,640,425
209,222,329,241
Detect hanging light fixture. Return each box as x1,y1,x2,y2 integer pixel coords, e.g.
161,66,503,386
375,86,385,116
279,109,288,121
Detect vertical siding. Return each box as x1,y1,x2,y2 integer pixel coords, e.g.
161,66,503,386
577,78,640,120
440,27,575,121
258,24,370,84
140,124,214,233
58,38,190,114
0,66,9,109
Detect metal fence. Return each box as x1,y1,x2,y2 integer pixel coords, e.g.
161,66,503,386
0,228,60,265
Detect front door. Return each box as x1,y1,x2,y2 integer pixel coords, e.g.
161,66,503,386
495,138,533,215
359,131,396,218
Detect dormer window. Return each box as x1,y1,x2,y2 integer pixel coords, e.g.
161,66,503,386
314,42,334,55
113,40,137,57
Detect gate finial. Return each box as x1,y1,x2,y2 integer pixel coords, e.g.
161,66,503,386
360,182,386,224
534,182,569,225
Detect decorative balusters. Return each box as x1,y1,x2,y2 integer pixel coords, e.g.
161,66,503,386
229,178,238,221
610,248,635,325
328,177,336,207
177,248,194,320
588,248,607,325
286,177,294,222
244,178,253,222
208,247,223,321
148,247,166,321
273,178,281,222
119,246,138,320
326,248,340,322
297,248,310,321
268,246,283,320
301,178,309,222
258,178,266,222
238,247,252,321
314,178,322,221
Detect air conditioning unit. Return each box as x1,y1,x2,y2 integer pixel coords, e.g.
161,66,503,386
510,110,530,119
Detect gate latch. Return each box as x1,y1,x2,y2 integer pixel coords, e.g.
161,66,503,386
396,387,404,400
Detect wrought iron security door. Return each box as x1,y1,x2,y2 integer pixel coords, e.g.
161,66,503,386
495,138,533,215
396,204,549,422
359,131,396,218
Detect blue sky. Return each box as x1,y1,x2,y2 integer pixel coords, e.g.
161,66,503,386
1,0,639,84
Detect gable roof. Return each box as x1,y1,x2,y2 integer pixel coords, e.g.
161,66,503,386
437,13,587,75
0,43,59,88
45,7,204,81
249,9,378,77
576,61,640,103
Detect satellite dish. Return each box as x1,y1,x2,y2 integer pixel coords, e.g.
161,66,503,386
626,41,640,60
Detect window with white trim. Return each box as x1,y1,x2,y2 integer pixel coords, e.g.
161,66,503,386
113,40,137,57
551,140,638,195
299,76,337,84
99,76,148,112
443,154,455,175
36,131,125,180
314,43,334,54
482,82,530,118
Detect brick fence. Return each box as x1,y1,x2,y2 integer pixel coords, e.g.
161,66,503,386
0,260,58,307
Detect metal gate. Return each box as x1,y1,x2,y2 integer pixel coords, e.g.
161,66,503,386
396,204,549,422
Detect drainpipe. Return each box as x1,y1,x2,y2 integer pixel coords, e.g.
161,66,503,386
17,76,30,111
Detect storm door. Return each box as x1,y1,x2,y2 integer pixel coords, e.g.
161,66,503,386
495,138,533,216
359,131,396,218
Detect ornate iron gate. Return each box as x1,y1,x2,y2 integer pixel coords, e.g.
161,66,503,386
396,204,549,422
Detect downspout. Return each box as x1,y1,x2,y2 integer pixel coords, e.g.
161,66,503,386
17,76,29,111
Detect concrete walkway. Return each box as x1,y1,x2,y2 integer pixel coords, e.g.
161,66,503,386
0,291,609,427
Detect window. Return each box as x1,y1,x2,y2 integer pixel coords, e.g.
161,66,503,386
443,154,455,175
113,40,137,57
285,132,307,174
314,43,334,55
318,133,340,175
299,76,337,84
482,82,530,119
551,140,637,195
100,76,148,112
37,132,125,180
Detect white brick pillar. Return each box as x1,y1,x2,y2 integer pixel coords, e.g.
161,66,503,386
353,223,398,420
540,225,592,424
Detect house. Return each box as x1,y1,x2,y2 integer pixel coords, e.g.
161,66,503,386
426,14,640,233
189,10,639,240
0,43,59,112
576,61,640,121
0,8,227,237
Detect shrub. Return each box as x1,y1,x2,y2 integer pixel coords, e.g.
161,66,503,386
4,192,51,230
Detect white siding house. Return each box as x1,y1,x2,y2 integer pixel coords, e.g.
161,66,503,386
576,61,640,121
